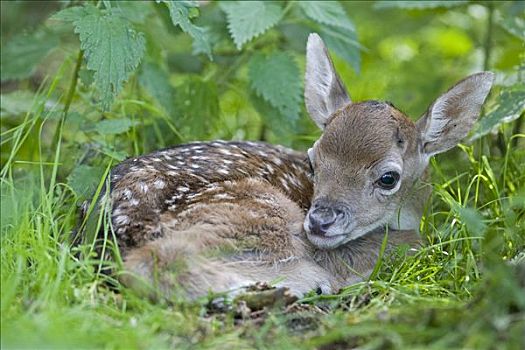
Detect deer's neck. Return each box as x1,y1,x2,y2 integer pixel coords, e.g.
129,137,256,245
307,227,421,286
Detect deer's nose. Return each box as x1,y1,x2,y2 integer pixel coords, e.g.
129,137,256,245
308,207,341,236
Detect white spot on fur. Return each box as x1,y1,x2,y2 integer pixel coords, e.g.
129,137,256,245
218,169,229,175
154,179,166,189
280,178,290,191
205,183,219,191
114,215,130,225
139,182,148,193
123,188,132,200
130,198,140,206
219,148,233,156
177,186,190,192
191,164,200,169
214,193,235,200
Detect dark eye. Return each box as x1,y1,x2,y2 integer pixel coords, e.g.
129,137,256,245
377,171,400,190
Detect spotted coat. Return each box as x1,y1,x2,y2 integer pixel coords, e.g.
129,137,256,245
108,141,313,252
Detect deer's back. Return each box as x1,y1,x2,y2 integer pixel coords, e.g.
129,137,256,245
109,141,313,251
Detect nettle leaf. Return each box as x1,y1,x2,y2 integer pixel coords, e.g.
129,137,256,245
113,1,154,24
53,4,146,110
67,164,105,198
139,62,176,116
95,118,137,135
320,26,361,73
470,86,525,140
174,77,219,139
220,1,283,49
298,1,355,31
248,52,301,122
0,30,59,81
157,0,212,59
374,1,468,10
498,15,525,41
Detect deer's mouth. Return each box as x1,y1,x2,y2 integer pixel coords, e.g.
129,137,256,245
305,231,348,249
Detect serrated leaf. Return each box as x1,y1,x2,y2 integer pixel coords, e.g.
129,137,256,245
470,86,525,140
139,62,176,116
67,164,105,198
374,1,468,10
498,15,525,41
320,26,361,73
95,118,137,135
174,77,219,139
298,1,355,32
248,52,301,122
158,0,212,59
220,1,283,49
0,30,59,81
53,4,146,110
113,1,154,24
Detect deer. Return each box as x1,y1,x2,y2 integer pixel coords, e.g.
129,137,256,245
98,33,493,301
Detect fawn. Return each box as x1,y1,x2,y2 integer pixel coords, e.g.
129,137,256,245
102,34,493,300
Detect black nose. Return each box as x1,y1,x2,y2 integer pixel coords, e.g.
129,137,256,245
308,206,341,236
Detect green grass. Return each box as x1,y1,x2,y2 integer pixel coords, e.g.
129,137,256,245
1,82,524,350
1,84,525,349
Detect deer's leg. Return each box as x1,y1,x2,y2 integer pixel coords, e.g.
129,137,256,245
120,178,336,300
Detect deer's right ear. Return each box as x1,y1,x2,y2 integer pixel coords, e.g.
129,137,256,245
305,33,351,129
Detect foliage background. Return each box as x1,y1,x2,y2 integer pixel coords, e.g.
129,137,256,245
1,1,524,349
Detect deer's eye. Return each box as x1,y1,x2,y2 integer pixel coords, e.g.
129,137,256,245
377,171,400,190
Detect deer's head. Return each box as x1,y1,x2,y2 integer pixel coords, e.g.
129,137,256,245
304,33,494,249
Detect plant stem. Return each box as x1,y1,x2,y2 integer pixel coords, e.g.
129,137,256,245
482,3,506,156
50,50,84,152
47,50,83,197
483,3,494,71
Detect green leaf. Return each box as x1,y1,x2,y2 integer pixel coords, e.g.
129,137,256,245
53,4,146,110
0,91,39,118
248,52,301,122
139,62,176,116
67,164,105,198
453,204,487,235
220,1,283,49
298,1,355,32
498,15,525,41
0,30,59,81
374,1,468,9
158,0,212,59
174,77,220,139
95,118,137,135
470,86,525,140
112,1,154,24
320,26,361,73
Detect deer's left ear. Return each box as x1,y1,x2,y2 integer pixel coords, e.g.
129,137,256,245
417,72,494,157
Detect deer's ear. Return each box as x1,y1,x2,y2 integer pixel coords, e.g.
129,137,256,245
305,33,351,130
416,72,494,157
